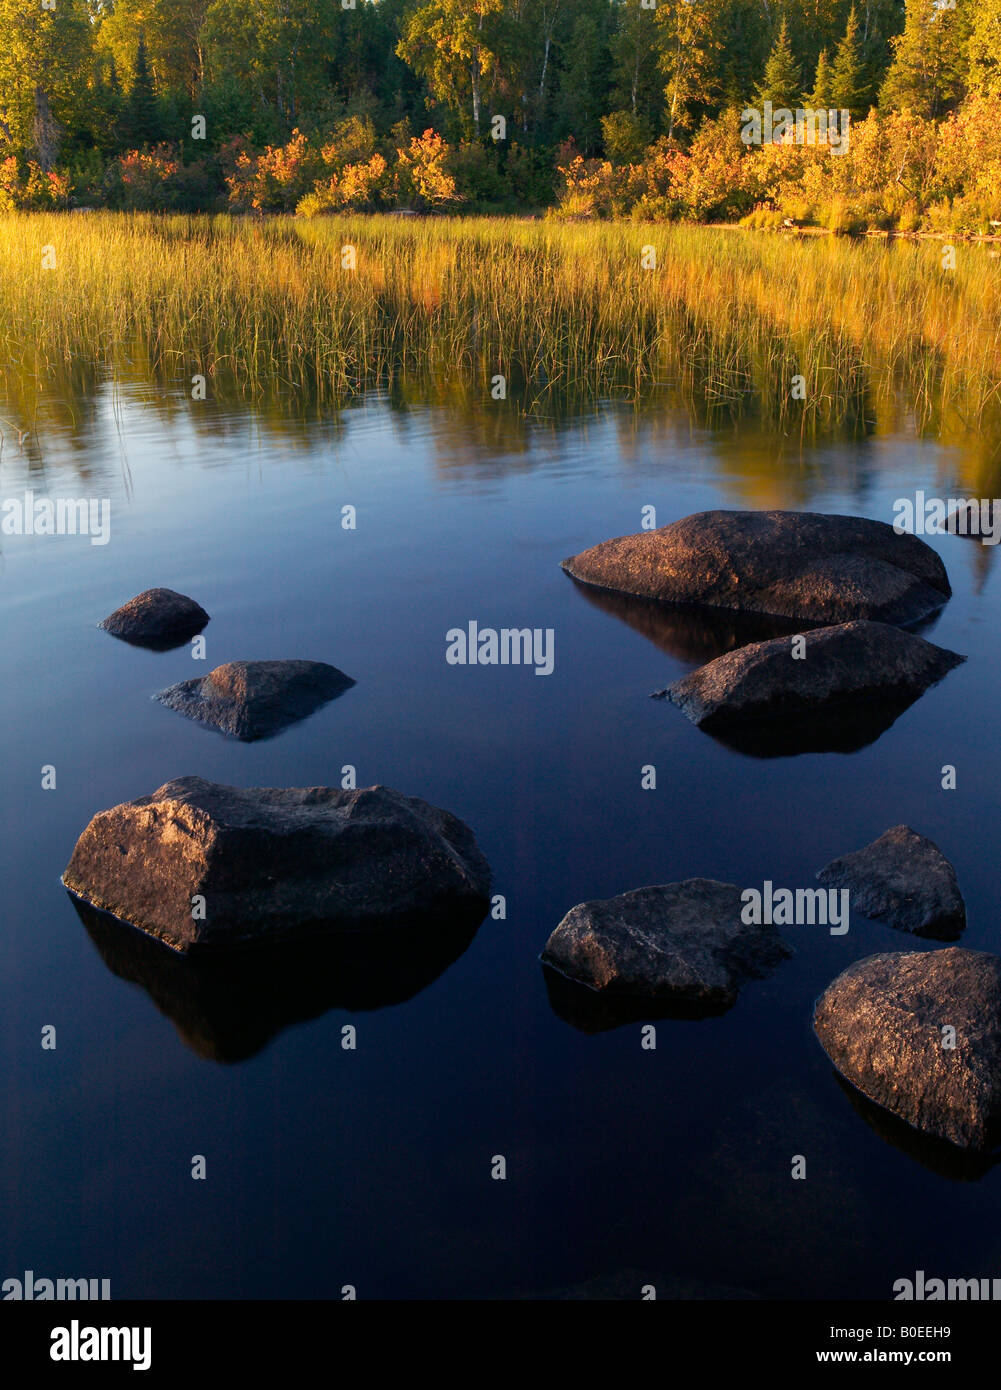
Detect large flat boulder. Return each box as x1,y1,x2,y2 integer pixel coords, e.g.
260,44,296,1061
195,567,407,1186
541,880,792,1009
655,620,963,731
99,588,209,648
814,948,1001,1150
62,777,491,953
154,660,354,740
817,825,966,939
562,510,951,626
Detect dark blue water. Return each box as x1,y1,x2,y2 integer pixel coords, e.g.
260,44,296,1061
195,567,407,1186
2,387,998,1299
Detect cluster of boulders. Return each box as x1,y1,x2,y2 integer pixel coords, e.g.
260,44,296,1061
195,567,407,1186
99,588,356,741
563,509,964,747
69,511,995,1156
541,824,963,992
539,831,987,1151
65,589,494,1015
551,509,995,1153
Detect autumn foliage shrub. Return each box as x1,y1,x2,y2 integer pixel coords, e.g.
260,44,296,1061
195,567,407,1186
297,153,391,215
0,156,70,210
552,99,1001,234
394,130,458,210
226,129,323,213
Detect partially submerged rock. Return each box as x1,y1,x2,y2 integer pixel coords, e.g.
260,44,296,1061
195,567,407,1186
817,825,966,939
814,948,1001,1150
99,588,209,649
541,880,791,1010
154,660,354,740
62,777,491,953
562,510,951,626
655,620,963,731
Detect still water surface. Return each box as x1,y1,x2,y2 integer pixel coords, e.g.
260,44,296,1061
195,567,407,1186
1,383,998,1298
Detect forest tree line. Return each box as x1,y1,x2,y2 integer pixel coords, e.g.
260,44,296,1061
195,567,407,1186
0,0,999,231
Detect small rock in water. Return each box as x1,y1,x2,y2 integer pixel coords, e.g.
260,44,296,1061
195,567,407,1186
655,620,963,731
817,825,966,939
99,588,209,649
562,509,952,626
62,777,492,953
814,948,1001,1150
155,659,354,740
541,879,792,1008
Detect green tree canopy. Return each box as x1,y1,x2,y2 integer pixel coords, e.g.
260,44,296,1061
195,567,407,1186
879,0,970,119
809,48,833,106
396,0,507,135
0,0,93,162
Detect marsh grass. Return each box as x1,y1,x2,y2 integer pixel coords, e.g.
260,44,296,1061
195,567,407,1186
1,212,999,452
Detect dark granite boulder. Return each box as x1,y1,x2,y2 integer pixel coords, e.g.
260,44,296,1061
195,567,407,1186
817,825,966,939
62,777,491,953
541,879,791,1009
655,620,963,731
562,510,951,626
99,588,209,648
814,948,1001,1150
154,660,354,740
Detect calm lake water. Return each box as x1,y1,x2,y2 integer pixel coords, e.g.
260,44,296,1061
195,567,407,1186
2,379,999,1299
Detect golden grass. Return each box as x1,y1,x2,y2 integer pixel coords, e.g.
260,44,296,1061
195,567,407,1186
1,211,999,443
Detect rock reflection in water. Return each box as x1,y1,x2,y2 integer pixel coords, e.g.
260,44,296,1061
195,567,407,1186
832,1072,1001,1182
569,579,942,757
566,578,803,664
73,895,485,1063
696,696,924,759
541,961,732,1033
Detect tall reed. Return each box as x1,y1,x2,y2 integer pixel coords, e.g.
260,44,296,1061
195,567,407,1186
1,212,998,444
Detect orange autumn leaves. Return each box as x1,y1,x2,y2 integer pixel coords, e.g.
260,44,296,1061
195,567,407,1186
226,128,458,216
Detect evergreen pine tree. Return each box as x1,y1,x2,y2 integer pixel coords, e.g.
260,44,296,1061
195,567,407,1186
121,33,162,148
879,0,967,119
809,49,833,107
828,7,870,117
92,54,124,155
554,13,608,153
755,19,802,110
